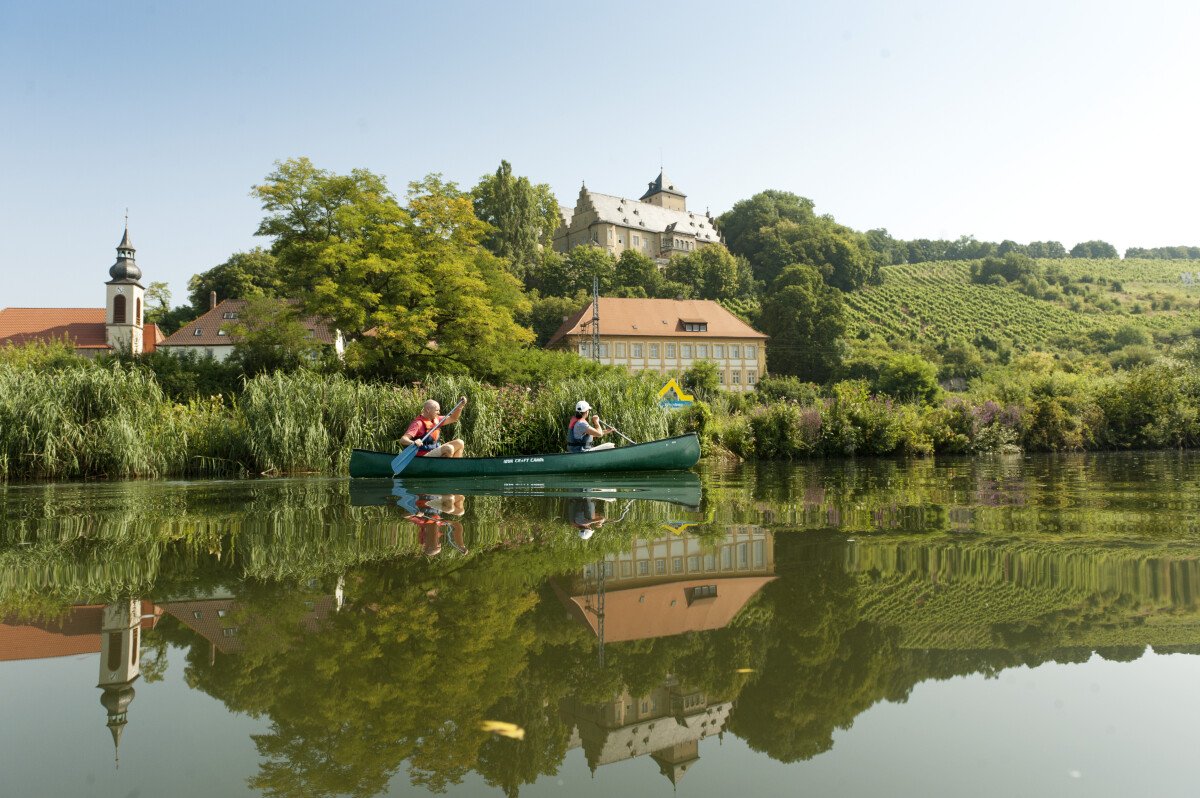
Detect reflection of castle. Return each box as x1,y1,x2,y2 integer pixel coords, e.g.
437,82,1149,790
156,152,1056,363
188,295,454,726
561,676,733,785
553,527,775,643
0,600,162,765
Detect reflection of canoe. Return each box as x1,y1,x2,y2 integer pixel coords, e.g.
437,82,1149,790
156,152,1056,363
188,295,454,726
350,470,703,509
349,433,701,478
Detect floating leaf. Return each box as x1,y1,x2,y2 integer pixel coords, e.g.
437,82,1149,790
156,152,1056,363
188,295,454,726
480,720,526,740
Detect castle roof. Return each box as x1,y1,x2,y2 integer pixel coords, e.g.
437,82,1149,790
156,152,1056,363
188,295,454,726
640,168,686,200
579,190,718,241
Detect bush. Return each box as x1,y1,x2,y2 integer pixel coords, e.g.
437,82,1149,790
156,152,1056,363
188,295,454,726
875,354,941,404
754,375,821,405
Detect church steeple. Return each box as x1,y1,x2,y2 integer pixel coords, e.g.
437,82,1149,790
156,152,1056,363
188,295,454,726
105,220,145,354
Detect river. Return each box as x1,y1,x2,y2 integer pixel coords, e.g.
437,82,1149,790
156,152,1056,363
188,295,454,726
2,453,1198,797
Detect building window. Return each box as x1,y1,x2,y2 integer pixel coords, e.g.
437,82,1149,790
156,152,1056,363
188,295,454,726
218,329,228,336
633,235,640,246
193,327,202,336
666,343,676,358
730,344,740,359
112,294,127,324
685,585,718,604
222,627,238,637
697,345,708,359
598,343,608,357
713,344,724,359
746,344,756,358
621,560,632,577
106,633,122,672
579,343,590,357
655,558,666,575
672,556,683,573
753,540,766,567
222,311,238,320
136,298,142,324
632,343,643,358
733,371,741,385
217,609,228,618
615,342,626,357
682,322,708,332
682,345,692,359
718,370,725,384
638,560,650,576
722,547,733,569
192,611,203,620
649,343,659,358
748,370,757,385
687,555,701,571
204,348,213,358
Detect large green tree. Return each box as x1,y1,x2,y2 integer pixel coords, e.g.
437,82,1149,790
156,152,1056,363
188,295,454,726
252,158,532,379
662,244,747,299
718,191,879,290
757,264,847,382
187,248,281,312
471,160,560,279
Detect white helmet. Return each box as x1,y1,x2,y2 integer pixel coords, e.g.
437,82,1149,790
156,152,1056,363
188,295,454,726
575,400,591,414
578,528,595,541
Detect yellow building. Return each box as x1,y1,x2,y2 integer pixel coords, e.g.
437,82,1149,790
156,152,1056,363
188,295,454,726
547,297,767,391
553,170,721,260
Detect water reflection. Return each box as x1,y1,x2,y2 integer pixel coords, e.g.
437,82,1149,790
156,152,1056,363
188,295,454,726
3,455,1200,796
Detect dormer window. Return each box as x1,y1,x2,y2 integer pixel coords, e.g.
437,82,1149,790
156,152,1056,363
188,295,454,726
681,321,707,333
193,327,202,336
222,311,238,320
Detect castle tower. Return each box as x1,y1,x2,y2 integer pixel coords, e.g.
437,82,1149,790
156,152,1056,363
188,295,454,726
98,600,142,766
639,169,687,212
105,225,145,354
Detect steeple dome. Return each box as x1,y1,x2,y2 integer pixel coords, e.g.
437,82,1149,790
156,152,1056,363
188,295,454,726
108,226,142,283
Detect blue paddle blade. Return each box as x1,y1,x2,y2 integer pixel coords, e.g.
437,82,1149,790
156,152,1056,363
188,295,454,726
390,444,420,475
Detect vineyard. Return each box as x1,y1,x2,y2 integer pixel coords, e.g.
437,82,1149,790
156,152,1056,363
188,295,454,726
844,259,1200,350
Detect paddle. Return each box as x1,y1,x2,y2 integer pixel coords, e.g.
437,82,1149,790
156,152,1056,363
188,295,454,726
597,418,637,445
391,398,467,476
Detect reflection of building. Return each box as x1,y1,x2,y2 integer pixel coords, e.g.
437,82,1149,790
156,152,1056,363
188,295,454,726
554,528,775,643
0,600,161,764
561,675,733,785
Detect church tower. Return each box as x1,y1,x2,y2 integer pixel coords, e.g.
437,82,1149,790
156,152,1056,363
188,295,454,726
105,225,144,354
639,169,687,212
98,600,142,766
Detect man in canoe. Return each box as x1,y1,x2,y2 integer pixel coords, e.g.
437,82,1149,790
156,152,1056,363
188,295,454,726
567,400,616,453
400,397,468,458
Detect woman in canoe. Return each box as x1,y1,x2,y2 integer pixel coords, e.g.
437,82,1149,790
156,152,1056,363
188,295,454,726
400,397,468,458
567,400,615,453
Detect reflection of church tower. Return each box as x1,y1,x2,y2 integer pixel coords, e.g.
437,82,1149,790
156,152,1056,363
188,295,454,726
105,225,145,354
98,600,142,766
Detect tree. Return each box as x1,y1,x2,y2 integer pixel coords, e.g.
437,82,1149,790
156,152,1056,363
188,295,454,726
252,158,532,380
718,191,880,290
526,247,615,298
663,244,744,299
471,160,560,280
757,265,847,382
1069,240,1118,258
683,360,721,400
527,292,588,346
187,248,281,312
613,249,663,297
144,281,172,322
875,353,941,404
226,297,326,376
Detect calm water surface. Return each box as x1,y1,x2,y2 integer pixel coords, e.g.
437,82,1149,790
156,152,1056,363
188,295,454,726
2,454,1199,797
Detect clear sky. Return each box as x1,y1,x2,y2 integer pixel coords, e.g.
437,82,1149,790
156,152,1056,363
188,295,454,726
2,0,1198,308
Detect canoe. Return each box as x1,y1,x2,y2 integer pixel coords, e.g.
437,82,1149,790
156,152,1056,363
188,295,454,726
349,470,703,509
348,433,700,479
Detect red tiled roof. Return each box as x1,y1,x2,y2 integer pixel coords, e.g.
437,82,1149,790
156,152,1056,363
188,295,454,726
159,298,339,348
0,603,162,662
0,308,162,354
547,298,766,348
0,307,108,348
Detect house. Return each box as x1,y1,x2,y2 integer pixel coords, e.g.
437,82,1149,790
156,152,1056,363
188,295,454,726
553,170,721,261
546,297,767,391
0,226,163,355
157,296,344,362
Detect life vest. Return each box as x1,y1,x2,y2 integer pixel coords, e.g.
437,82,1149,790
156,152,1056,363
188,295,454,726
566,415,591,452
409,415,442,456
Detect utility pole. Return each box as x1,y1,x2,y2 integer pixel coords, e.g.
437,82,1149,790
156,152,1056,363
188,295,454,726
591,274,600,364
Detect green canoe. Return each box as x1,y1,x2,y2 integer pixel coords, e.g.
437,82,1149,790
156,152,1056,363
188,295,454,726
348,433,701,479
349,470,702,509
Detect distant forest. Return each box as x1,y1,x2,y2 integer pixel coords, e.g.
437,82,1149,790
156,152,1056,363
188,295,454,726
865,231,1200,265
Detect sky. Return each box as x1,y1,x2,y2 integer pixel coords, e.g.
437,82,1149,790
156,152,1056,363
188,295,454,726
2,0,1198,308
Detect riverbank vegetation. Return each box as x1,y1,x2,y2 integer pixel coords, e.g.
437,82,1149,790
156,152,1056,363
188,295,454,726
7,157,1200,479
